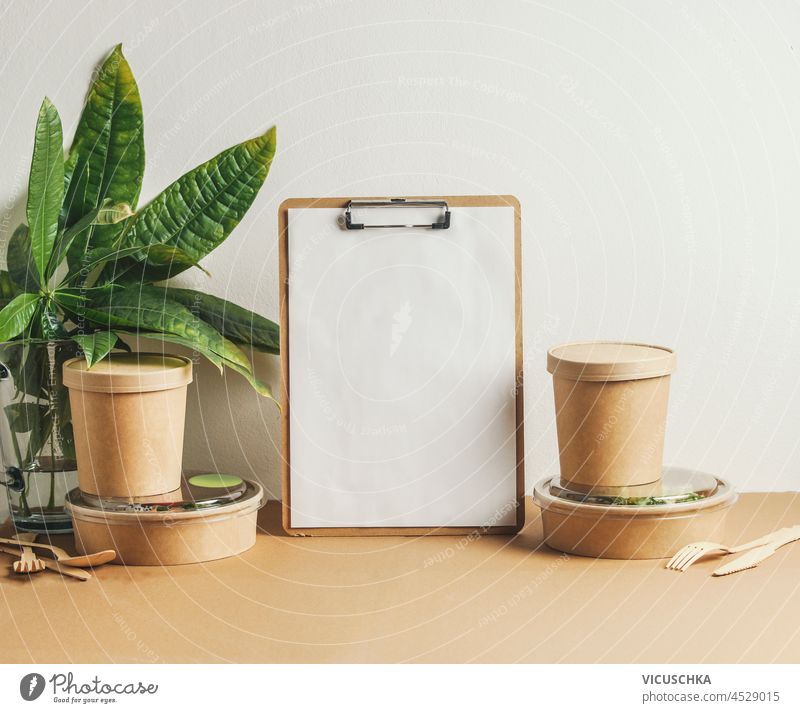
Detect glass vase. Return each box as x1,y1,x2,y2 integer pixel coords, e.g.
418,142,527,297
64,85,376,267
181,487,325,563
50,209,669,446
0,340,80,533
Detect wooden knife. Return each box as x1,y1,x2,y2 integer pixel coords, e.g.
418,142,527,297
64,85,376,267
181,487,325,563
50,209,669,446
713,528,800,576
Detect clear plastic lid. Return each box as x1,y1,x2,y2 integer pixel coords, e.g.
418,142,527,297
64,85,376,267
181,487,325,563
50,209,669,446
73,473,250,514
547,467,721,507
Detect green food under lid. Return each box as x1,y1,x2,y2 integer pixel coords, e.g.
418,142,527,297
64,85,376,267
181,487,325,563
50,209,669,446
188,473,243,489
550,467,720,506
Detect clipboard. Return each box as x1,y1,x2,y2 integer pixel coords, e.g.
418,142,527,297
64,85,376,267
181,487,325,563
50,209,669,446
279,196,524,536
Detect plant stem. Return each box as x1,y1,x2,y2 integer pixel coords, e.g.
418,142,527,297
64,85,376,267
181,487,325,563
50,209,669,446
47,426,56,510
10,428,23,468
9,430,31,517
19,473,31,519
45,343,57,510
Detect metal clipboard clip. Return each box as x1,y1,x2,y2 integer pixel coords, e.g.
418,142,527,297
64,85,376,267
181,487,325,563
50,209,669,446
339,199,451,230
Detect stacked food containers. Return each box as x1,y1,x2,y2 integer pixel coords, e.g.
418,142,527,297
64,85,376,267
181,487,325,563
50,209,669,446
534,342,737,559
61,353,263,565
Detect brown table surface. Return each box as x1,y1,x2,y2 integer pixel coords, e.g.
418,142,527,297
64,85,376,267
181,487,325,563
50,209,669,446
1,493,799,663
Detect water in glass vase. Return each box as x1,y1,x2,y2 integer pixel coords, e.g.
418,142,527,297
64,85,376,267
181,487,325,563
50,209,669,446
0,341,80,533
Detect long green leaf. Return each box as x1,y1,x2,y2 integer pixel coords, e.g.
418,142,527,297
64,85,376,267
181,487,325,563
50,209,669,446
94,241,216,286
71,330,118,367
53,340,81,461
49,210,99,277
141,244,210,278
208,331,252,370
39,305,68,339
7,225,39,291
108,245,211,284
0,271,19,309
78,286,260,379
122,331,223,371
53,286,233,361
25,409,53,465
165,288,279,353
5,401,52,465
0,293,40,342
0,343,46,400
59,245,144,286
220,356,275,401
64,286,270,397
4,402,48,434
125,331,275,401
27,98,64,282
49,200,133,278
201,335,271,397
63,44,144,261
121,126,276,274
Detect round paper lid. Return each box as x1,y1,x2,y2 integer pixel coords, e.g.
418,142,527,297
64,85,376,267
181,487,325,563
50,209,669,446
547,341,676,382
63,352,193,393
548,467,721,507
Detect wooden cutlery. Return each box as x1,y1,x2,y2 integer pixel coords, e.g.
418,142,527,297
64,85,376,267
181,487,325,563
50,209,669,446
666,526,800,571
7,533,94,581
1,534,115,580
666,525,800,575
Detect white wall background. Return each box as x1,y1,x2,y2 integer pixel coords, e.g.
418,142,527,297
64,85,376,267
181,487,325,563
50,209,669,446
1,0,799,500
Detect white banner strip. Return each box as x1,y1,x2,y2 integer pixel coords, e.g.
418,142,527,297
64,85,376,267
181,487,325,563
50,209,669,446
0,663,797,711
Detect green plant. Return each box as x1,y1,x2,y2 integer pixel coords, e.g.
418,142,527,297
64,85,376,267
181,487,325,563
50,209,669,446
0,44,279,392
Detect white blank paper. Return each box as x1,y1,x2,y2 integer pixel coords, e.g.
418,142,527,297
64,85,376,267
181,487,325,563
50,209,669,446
287,205,518,528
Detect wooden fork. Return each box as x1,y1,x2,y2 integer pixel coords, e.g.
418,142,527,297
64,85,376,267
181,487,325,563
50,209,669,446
8,533,46,575
666,525,800,571
12,546,46,574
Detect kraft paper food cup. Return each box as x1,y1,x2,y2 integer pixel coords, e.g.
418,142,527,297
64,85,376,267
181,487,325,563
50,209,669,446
63,353,193,498
547,341,676,489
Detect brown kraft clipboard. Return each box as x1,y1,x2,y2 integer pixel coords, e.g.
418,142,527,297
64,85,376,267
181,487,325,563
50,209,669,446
278,195,524,536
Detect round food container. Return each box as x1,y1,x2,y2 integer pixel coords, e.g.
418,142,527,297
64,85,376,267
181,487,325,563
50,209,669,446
66,475,264,565
533,468,737,560
547,341,676,488
63,353,193,498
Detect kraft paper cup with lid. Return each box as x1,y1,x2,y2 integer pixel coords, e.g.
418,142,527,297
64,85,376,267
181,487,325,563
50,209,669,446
547,341,676,489
63,353,193,498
